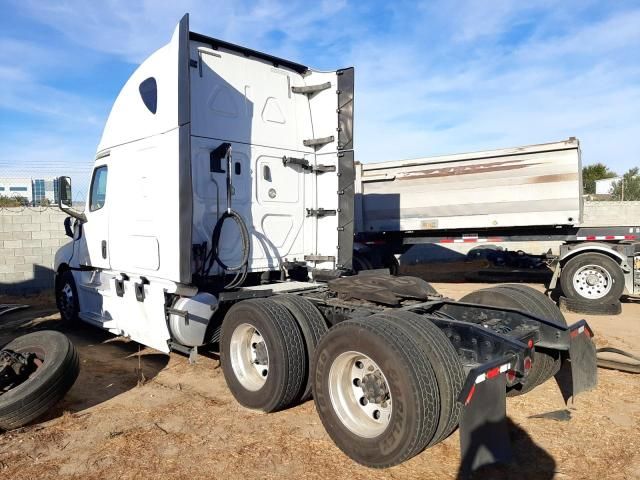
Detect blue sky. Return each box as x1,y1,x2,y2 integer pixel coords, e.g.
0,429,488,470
1,0,639,194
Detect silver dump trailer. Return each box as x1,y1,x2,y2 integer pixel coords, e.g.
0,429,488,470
53,14,597,473
355,138,640,306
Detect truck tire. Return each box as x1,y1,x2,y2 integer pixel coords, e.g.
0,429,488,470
220,299,306,412
559,296,622,315
560,252,625,304
271,294,328,402
457,287,560,396
312,316,440,468
55,270,79,327
374,310,464,445
496,285,567,383
0,331,80,430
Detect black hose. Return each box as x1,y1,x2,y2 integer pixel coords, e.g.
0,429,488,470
596,347,640,374
205,209,250,288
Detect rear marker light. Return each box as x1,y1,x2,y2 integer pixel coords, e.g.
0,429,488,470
524,357,532,371
528,339,534,349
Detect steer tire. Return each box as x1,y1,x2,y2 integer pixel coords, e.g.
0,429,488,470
0,330,80,430
220,299,306,412
457,287,559,396
271,294,329,402
375,310,464,445
559,296,622,315
55,270,79,327
560,252,625,304
312,316,440,468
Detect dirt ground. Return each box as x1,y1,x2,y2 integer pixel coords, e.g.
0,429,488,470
1,283,639,480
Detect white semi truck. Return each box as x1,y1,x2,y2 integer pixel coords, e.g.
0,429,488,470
354,139,640,307
54,15,596,473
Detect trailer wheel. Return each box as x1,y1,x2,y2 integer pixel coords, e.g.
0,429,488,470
312,316,440,468
0,331,80,430
55,270,79,326
457,287,561,395
271,294,328,402
374,310,464,445
560,252,625,304
221,299,306,412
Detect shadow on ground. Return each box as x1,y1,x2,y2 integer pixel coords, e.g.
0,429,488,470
458,417,556,480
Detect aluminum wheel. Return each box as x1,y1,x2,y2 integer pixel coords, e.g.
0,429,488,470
328,351,392,438
573,264,612,300
229,323,269,391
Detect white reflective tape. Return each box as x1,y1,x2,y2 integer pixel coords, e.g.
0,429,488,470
578,325,585,334
499,363,510,373
475,373,486,384
576,235,626,241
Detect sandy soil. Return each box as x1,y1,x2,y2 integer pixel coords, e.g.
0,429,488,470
0,284,639,480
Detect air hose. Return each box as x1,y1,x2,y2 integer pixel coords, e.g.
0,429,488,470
203,143,250,288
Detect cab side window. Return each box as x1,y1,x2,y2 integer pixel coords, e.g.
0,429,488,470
89,166,108,212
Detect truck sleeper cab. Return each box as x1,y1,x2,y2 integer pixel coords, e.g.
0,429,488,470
54,14,597,472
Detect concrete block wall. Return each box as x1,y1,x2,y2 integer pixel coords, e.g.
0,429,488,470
582,201,640,227
0,208,71,294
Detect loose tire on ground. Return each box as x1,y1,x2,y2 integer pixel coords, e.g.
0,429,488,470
271,294,328,401
456,286,563,395
312,316,440,468
220,299,306,412
374,310,464,445
0,330,80,430
560,252,625,304
559,296,622,315
55,270,79,327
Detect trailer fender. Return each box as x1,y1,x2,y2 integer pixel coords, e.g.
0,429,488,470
558,242,630,271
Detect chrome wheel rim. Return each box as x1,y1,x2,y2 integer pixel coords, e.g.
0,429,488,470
229,323,269,391
328,351,392,438
573,264,612,300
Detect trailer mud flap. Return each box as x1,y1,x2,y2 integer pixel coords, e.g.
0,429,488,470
458,358,513,476
567,322,597,398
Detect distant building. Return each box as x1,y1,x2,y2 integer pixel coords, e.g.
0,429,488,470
595,177,621,195
0,177,59,205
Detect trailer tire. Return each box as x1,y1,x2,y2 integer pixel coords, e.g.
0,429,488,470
221,299,306,412
457,287,560,395
271,294,328,402
312,316,440,468
375,310,464,445
560,252,625,304
497,284,567,383
55,270,79,327
559,296,622,315
0,331,80,430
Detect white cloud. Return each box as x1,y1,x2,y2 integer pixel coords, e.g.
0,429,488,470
5,0,640,176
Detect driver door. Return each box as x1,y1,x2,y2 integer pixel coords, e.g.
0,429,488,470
79,164,111,269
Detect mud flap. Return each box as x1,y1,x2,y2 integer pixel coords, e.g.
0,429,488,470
459,370,511,477
568,323,597,398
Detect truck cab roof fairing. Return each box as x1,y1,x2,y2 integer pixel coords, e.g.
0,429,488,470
97,20,185,152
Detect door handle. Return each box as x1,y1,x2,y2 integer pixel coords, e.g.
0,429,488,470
101,240,107,259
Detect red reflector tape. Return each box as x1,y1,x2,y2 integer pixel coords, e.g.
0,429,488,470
464,384,476,405
570,325,587,338
475,362,511,384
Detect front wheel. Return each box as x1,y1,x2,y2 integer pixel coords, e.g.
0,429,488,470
560,252,625,304
55,270,79,327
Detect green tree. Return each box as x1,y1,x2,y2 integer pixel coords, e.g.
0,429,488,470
582,163,617,195
611,167,640,201
0,195,29,207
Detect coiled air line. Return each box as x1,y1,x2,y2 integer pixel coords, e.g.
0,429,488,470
203,143,250,288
